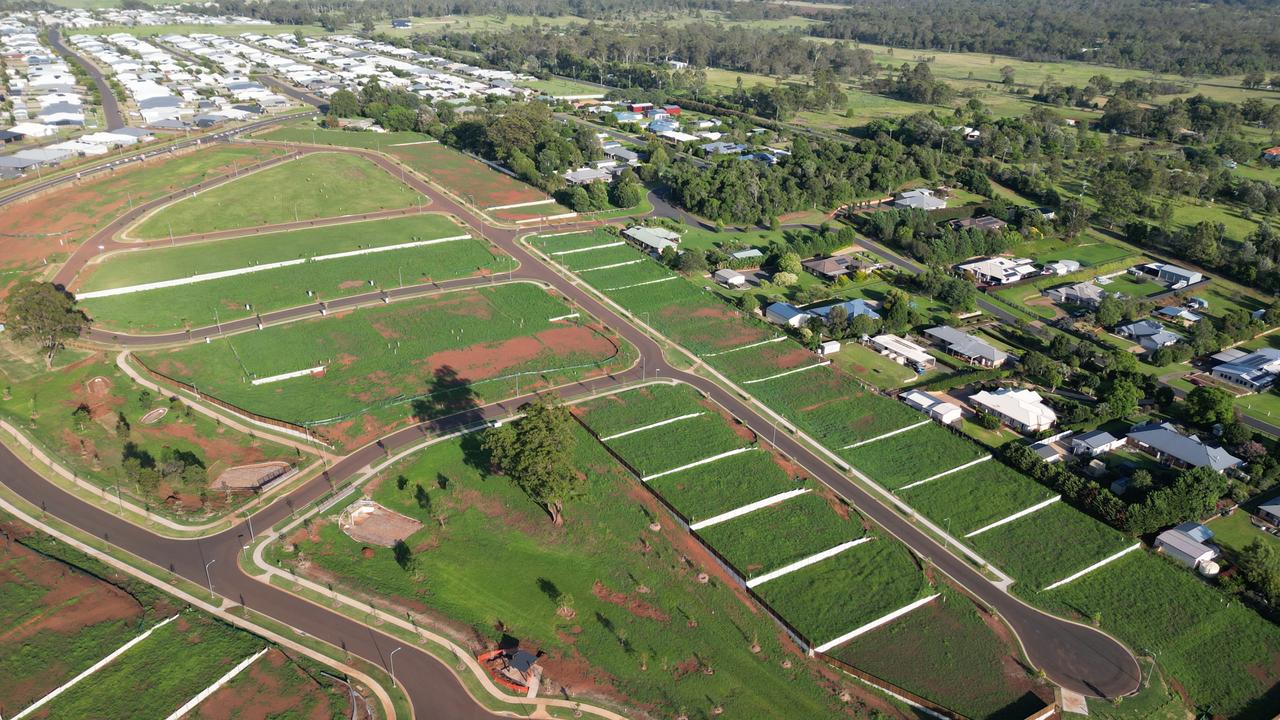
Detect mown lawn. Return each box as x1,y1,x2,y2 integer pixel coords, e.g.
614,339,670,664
132,153,420,238
746,366,923,448
696,491,863,579
256,123,434,149
274,431,855,718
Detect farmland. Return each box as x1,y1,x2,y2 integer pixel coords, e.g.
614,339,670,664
135,283,631,441
77,216,514,333
0,349,296,519
897,461,1055,536
270,430,861,718
829,586,1049,720
1035,550,1280,719
131,152,421,238
0,144,283,274
843,422,987,489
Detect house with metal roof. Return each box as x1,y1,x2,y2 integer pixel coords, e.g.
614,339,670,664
950,216,1008,233
809,298,880,323
1210,347,1280,392
1045,281,1107,307
901,390,962,424
1156,306,1203,325
1043,259,1081,276
970,388,1057,432
764,302,813,328
1259,496,1280,526
1070,430,1125,457
622,226,680,255
1116,319,1182,351
730,248,764,263
1155,523,1219,570
893,188,947,211
1126,422,1242,473
923,326,1009,368
869,334,935,369
957,256,1038,285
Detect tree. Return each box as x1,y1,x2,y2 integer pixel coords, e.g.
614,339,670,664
1184,385,1234,427
482,397,580,525
1238,540,1280,606
5,282,88,369
999,65,1016,85
328,89,359,118
676,250,708,273
777,252,803,275
1106,379,1141,419
1095,294,1123,327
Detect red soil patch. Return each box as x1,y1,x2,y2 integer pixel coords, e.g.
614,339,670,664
136,421,268,469
591,580,670,622
191,648,347,720
337,280,364,289
418,325,616,382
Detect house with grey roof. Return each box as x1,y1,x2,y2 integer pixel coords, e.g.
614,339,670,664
622,226,680,255
923,326,1009,368
1210,347,1280,392
1070,430,1125,457
1126,422,1242,473
893,188,947,211
1155,522,1219,570
1116,319,1182,351
764,302,813,328
1045,281,1107,307
810,298,880,324
1259,496,1280,526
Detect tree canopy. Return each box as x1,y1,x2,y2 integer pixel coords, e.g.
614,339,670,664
4,282,88,368
482,397,581,525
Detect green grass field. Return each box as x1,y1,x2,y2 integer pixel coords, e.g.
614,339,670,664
605,414,751,477
256,124,435,149
79,218,515,333
37,612,263,720
843,423,987,489
132,153,420,238
967,501,1135,590
388,141,554,209
136,283,630,432
696,492,863,579
830,586,1048,720
746,367,923,448
645,450,801,522
752,538,928,647
572,383,707,437
898,461,1055,536
1035,550,1280,718
705,341,824,384
1035,241,1135,268
271,431,857,717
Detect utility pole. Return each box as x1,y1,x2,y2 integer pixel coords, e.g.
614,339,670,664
389,647,403,688
204,559,217,598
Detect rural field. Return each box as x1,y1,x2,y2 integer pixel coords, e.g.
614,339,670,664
269,430,870,718
77,216,514,332
136,283,633,445
0,348,296,519
131,152,421,239
387,141,566,213
0,144,284,275
0,517,353,720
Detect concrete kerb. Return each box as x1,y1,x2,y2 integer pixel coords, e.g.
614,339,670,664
248,417,632,720
0,492,403,720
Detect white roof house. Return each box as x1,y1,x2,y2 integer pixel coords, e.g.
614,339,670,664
901,390,962,425
958,257,1038,285
869,334,935,369
622,226,680,255
971,388,1057,432
712,269,746,288
1155,523,1219,570
893,188,947,211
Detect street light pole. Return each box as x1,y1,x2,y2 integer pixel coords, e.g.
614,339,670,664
204,559,217,598
389,647,403,688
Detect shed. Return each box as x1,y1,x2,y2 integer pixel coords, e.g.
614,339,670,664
712,269,746,288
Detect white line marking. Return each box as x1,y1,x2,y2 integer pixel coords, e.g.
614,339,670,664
309,234,470,261
741,362,828,385
251,365,325,385
534,230,579,238
600,412,704,441
642,446,754,482
548,312,580,322
604,276,678,291
12,616,179,720
843,419,930,449
702,336,787,357
897,455,992,490
813,594,941,653
1042,543,1142,591
487,198,556,211
163,647,270,720
551,241,624,256
578,259,644,273
388,139,438,146
687,487,811,530
964,496,1060,538
746,538,871,588
516,212,577,223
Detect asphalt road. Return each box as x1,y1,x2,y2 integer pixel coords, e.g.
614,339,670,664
47,26,124,131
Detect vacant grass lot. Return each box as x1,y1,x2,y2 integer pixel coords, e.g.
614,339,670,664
843,423,987,489
533,230,626,254
256,123,434,149
132,153,420,238
137,283,629,430
1034,241,1135,268
606,414,751,477
1035,550,1280,719
899,461,1055,536
388,141,557,210
273,432,854,717
708,341,823,384
747,367,923,448
753,538,928,647
696,492,863,579
968,501,1135,590
560,243,651,272
37,612,262,720
573,383,706,437
831,585,1049,720
645,450,800,522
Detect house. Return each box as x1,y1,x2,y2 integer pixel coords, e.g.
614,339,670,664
1043,259,1081,276
950,125,981,142
901,390,962,424
1155,523,1220,571
810,298,880,324
1259,496,1280,525
1045,281,1106,307
869,334,936,370
893,188,947,211
1071,430,1125,457
801,255,853,280
701,141,747,155
970,388,1057,432
391,19,411,28
924,326,1009,368
729,248,764,264
1033,206,1057,220
1156,306,1203,325
1116,319,1182,351
1126,422,1243,473
957,257,1038,285
765,302,813,328
602,144,639,165
1210,347,1280,392
623,226,680,254
613,111,644,123
1133,262,1203,288
661,104,681,116
1262,146,1280,165
564,166,611,185
950,216,1008,233
1031,436,1067,463
712,269,746,288
627,102,653,112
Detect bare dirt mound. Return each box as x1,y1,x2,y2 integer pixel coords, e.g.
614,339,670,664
339,498,423,547
212,461,291,491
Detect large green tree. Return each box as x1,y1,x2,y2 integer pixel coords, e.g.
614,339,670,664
483,397,581,525
5,282,88,368
1184,385,1235,427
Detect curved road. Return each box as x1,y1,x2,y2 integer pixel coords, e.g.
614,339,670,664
47,26,124,131
6,126,1142,714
